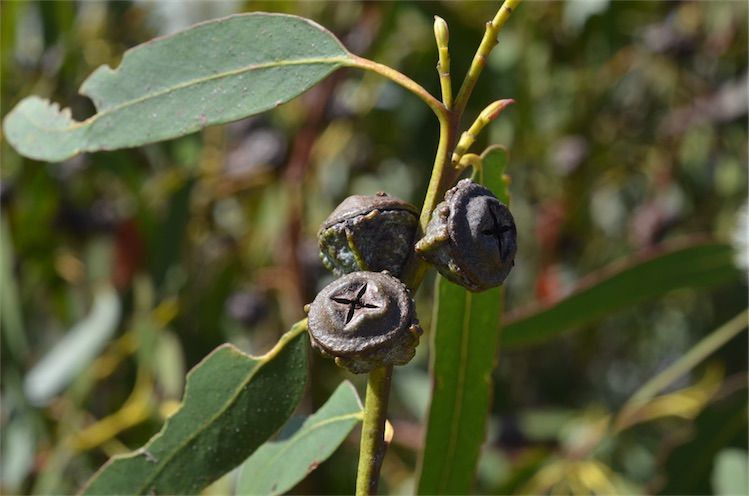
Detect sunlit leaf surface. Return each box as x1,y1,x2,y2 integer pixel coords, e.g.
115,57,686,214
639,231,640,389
3,13,351,161
237,381,363,496
81,322,308,495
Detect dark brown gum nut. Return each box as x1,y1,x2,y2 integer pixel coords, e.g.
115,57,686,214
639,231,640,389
415,178,517,292
317,192,419,278
306,271,422,374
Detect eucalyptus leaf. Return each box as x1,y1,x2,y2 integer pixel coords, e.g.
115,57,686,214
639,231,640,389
0,414,35,492
81,321,308,495
3,13,352,162
417,147,510,495
503,240,742,348
237,381,363,496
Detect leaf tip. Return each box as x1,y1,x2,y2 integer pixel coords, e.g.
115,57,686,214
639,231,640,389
3,96,84,162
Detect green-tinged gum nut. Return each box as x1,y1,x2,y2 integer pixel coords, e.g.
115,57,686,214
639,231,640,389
318,192,418,278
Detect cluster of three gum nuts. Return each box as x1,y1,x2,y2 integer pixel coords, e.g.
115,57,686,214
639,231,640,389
307,180,517,374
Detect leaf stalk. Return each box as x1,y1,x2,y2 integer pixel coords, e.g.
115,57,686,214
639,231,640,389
347,56,448,121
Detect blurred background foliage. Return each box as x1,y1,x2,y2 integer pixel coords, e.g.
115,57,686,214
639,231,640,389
1,1,747,494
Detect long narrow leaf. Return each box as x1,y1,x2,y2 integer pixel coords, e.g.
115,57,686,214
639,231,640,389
24,286,121,406
615,310,748,431
503,240,742,348
3,14,352,162
0,214,27,359
417,147,510,494
237,381,363,496
80,321,308,495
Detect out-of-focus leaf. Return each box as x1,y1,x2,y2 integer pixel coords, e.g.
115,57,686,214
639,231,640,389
24,285,121,406
0,1,23,73
237,381,363,496
81,321,308,495
519,459,620,495
476,448,511,491
0,414,35,492
3,13,352,161
517,455,644,495
151,180,192,288
393,366,431,420
563,0,610,32
658,385,748,495
615,365,723,432
558,408,610,456
0,214,27,358
519,409,576,441
616,310,747,430
712,448,749,496
154,330,185,400
483,447,551,496
417,146,510,495
503,240,742,348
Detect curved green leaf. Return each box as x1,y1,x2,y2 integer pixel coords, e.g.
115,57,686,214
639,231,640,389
80,321,308,495
3,13,352,162
237,381,363,496
417,147,510,495
503,240,742,348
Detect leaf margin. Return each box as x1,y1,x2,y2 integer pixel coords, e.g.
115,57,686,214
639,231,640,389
79,320,308,495
236,380,364,496
3,13,353,162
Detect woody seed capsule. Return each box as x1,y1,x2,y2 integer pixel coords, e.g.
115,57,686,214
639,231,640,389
415,178,517,292
318,193,419,278
307,271,422,374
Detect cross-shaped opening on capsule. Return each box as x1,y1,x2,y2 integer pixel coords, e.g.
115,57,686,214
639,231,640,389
330,283,379,324
482,206,514,262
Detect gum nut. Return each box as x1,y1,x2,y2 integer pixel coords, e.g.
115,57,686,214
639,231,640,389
318,192,419,277
307,271,422,374
415,179,516,291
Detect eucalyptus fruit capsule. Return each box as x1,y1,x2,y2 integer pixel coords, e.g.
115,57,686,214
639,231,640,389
318,193,419,278
415,178,516,292
306,271,422,374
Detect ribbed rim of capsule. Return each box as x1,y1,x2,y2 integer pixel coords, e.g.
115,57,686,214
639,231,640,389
319,192,418,230
307,271,417,356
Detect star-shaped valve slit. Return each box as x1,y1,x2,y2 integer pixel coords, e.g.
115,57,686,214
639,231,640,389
482,206,515,262
330,283,379,325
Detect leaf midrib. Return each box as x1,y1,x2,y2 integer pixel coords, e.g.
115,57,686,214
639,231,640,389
22,56,350,135
439,289,473,492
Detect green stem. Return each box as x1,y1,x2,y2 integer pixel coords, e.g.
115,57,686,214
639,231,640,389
348,3,521,491
400,111,456,292
453,0,522,118
355,366,393,496
419,115,457,232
